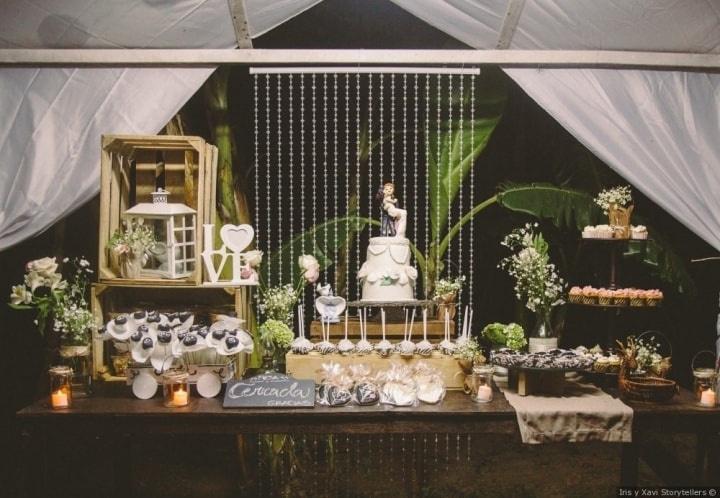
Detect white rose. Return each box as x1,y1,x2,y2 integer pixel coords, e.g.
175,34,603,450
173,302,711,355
24,271,45,292
243,250,263,268
10,285,32,305
27,257,58,277
298,254,319,272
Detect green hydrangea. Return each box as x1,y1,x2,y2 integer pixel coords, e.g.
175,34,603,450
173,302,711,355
259,319,294,350
481,322,526,351
504,323,527,351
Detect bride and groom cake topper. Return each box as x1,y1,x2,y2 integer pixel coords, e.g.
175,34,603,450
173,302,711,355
376,182,407,238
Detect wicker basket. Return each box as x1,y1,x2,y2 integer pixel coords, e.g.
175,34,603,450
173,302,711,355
619,375,678,402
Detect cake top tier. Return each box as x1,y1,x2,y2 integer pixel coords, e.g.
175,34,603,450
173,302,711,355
369,236,409,246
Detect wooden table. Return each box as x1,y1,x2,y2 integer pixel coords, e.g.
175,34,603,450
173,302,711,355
16,388,720,493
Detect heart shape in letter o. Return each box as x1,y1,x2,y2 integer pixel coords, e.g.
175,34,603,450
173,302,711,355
220,224,254,253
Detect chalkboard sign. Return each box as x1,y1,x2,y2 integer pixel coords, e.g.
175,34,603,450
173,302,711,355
223,373,315,408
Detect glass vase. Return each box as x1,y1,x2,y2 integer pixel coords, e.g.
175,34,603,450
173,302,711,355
528,309,558,353
59,342,93,396
261,337,276,373
273,347,288,374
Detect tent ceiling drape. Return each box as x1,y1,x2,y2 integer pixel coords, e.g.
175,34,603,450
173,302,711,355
0,0,719,251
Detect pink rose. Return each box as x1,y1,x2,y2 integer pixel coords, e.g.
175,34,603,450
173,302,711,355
304,266,320,283
240,265,254,280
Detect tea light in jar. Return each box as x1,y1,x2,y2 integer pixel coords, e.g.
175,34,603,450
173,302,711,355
51,389,69,409
475,385,493,403
173,388,189,406
699,389,716,407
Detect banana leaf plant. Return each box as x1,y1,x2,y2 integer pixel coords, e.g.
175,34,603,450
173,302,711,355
422,78,506,294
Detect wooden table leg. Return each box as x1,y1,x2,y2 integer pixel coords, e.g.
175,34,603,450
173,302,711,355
695,430,709,484
620,441,639,486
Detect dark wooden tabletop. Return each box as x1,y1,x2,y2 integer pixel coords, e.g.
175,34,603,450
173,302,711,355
16,387,720,435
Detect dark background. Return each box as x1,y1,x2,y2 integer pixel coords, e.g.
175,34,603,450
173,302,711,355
2,0,719,495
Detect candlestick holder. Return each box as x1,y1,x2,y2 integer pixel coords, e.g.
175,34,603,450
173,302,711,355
162,370,190,407
49,366,73,410
464,364,494,403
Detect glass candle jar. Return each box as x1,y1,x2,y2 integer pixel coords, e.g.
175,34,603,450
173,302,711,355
49,366,73,409
162,370,190,408
464,365,495,403
692,351,717,407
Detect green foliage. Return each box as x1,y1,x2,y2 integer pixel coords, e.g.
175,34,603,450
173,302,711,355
261,216,379,285
427,117,502,241
496,183,695,295
497,183,603,232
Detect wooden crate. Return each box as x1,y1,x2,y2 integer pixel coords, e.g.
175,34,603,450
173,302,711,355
310,318,452,341
286,352,466,389
99,135,218,286
90,283,254,382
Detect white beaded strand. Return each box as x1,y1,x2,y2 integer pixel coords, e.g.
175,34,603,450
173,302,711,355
355,73,362,298
288,74,295,283
469,73,476,309
323,73,329,281
333,73,339,289
379,74,384,183
300,74,306,256
277,74,283,284
424,73,430,295
458,74,464,332
435,74,442,280
345,73,350,295
411,73,418,243
253,73,259,249
312,74,318,252
390,73,395,184
447,74,453,278
265,73,272,284
367,74,373,233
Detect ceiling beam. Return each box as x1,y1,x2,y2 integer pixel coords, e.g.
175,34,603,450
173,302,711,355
226,0,252,49
0,49,718,71
496,0,527,49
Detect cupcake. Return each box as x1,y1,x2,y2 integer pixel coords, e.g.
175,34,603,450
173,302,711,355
613,289,630,307
595,225,614,239
598,288,613,306
569,286,583,304
646,289,663,306
607,355,621,373
631,225,648,240
582,226,597,239
594,356,610,373
582,286,598,305
628,289,645,307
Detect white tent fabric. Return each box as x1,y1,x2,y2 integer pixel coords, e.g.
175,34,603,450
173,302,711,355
0,0,318,249
1,0,719,250
389,0,720,250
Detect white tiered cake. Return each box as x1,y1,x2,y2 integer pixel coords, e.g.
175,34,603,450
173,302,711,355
357,236,418,302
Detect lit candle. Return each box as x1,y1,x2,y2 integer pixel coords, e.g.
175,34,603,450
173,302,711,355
173,388,189,406
699,389,716,407
475,385,493,403
51,389,69,409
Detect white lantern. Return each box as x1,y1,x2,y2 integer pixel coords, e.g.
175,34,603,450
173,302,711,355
123,189,196,279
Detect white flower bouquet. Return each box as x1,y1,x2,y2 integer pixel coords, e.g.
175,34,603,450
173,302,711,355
594,185,632,215
499,223,565,316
